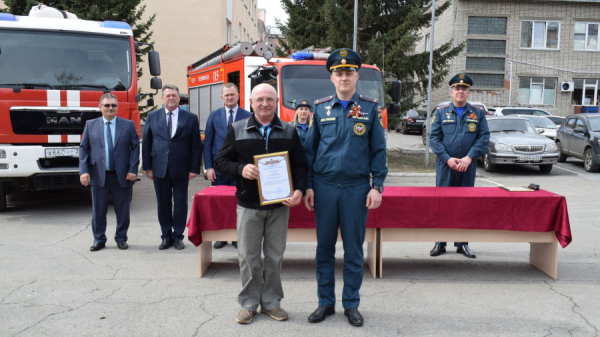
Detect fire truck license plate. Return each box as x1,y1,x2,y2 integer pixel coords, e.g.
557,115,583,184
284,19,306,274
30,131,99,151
45,148,79,158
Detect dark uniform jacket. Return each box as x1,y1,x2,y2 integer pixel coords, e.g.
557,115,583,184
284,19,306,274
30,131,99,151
429,102,490,187
214,114,308,210
303,92,388,189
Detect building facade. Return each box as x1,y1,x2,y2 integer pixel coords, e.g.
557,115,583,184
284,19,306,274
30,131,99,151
415,0,600,116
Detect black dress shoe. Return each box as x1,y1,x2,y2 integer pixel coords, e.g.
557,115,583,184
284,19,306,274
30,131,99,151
90,242,105,252
308,306,335,323
457,245,476,258
117,241,128,250
214,241,227,249
430,243,446,256
158,239,173,250
344,309,364,327
173,239,185,250
232,241,238,249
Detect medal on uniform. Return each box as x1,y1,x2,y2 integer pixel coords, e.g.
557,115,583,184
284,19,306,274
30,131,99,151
469,112,477,119
446,112,451,119
325,106,332,116
348,104,364,118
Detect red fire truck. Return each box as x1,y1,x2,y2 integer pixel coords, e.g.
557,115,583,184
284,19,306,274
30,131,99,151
0,5,162,211
187,43,388,178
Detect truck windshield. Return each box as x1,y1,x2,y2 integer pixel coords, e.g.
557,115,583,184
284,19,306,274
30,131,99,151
280,65,385,109
0,30,132,91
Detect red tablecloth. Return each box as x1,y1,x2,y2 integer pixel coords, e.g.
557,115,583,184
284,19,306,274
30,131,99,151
186,186,572,248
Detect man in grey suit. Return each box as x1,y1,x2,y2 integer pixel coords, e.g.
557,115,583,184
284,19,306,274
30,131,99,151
143,84,202,250
204,83,252,249
79,93,140,252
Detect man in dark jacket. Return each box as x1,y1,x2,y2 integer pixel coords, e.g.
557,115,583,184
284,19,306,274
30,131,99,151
215,83,307,325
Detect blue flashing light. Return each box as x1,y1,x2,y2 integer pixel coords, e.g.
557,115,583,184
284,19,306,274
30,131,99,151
101,21,132,30
291,52,314,60
0,13,17,21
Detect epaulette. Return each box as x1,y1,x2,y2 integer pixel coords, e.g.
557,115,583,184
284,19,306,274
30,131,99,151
436,104,450,110
471,104,483,111
315,96,334,105
359,95,378,104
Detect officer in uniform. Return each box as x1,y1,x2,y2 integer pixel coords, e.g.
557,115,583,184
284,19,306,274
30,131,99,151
291,99,313,145
303,48,387,327
428,73,490,258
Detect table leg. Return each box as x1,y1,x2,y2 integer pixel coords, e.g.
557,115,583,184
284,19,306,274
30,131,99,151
367,237,376,279
530,240,558,279
199,240,213,278
377,229,382,279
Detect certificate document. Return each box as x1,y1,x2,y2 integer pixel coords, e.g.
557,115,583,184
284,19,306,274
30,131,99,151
254,151,294,205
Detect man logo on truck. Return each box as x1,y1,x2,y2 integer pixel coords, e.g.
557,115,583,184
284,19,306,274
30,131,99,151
46,117,82,125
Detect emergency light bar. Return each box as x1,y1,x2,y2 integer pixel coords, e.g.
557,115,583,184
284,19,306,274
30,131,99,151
291,51,330,61
0,13,17,21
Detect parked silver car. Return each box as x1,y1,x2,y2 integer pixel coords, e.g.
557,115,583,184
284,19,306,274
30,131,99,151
514,115,558,139
483,116,559,173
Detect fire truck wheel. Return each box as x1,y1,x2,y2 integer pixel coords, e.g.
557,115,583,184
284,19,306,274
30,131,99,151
0,183,7,212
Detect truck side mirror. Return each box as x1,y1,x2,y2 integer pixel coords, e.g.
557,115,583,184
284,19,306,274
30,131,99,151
250,75,263,90
150,77,162,90
389,103,401,115
391,80,402,103
148,50,161,76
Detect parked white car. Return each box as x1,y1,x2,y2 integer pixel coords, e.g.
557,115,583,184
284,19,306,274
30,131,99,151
515,115,558,139
489,107,551,116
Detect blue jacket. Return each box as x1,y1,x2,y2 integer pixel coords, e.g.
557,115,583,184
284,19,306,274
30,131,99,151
142,108,202,179
79,117,139,188
204,106,252,170
291,119,312,145
303,92,388,188
429,102,490,186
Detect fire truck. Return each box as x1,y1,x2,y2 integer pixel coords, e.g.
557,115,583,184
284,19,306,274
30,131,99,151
187,43,389,178
0,5,162,211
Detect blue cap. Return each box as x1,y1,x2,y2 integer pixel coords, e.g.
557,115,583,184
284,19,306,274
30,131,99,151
295,99,312,110
449,73,473,87
326,48,361,72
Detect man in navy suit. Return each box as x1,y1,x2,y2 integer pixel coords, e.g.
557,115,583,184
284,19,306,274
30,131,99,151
79,93,140,252
204,83,252,249
142,84,201,250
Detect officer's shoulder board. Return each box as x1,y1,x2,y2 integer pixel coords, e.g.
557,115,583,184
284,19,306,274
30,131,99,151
471,104,484,111
436,103,450,110
315,96,334,105
359,95,378,104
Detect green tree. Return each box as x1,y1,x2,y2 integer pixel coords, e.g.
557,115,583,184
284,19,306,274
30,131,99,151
278,0,464,118
4,0,157,118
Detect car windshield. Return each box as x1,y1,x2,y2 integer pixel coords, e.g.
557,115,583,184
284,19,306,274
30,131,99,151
0,29,132,91
406,110,419,117
280,65,385,110
523,117,557,129
589,118,600,132
488,119,537,133
547,116,564,125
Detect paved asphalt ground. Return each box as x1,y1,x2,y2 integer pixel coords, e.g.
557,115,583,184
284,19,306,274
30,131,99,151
1,131,599,336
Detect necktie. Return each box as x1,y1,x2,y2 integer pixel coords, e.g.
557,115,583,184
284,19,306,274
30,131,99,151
167,112,173,138
106,121,115,171
228,110,234,127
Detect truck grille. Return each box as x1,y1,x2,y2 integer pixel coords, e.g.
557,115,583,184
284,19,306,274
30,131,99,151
513,145,544,153
10,107,101,135
33,173,81,190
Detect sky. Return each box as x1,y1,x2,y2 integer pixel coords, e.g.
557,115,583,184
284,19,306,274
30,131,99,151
257,0,289,27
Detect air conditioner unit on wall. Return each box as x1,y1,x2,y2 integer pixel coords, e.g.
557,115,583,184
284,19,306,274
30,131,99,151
561,82,574,92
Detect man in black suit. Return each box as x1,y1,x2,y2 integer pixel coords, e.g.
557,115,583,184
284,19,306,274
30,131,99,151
142,84,201,250
79,93,139,252
204,83,252,249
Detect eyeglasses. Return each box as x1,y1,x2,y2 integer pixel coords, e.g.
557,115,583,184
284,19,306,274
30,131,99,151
102,104,118,108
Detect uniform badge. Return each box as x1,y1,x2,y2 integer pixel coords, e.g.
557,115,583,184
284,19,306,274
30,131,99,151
325,106,332,116
431,115,435,124
459,73,465,79
378,112,383,127
446,112,451,119
354,123,366,136
340,49,348,57
469,112,477,119
468,123,477,132
347,104,364,118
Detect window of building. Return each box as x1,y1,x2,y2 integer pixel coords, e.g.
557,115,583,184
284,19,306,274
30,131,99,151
239,22,242,42
572,79,600,105
470,74,505,88
226,21,231,44
518,77,556,105
425,33,430,52
467,40,506,54
574,22,599,50
468,17,507,35
520,20,560,49
466,57,505,72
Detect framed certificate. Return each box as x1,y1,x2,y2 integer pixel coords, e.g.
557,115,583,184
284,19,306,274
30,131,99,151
254,151,294,205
